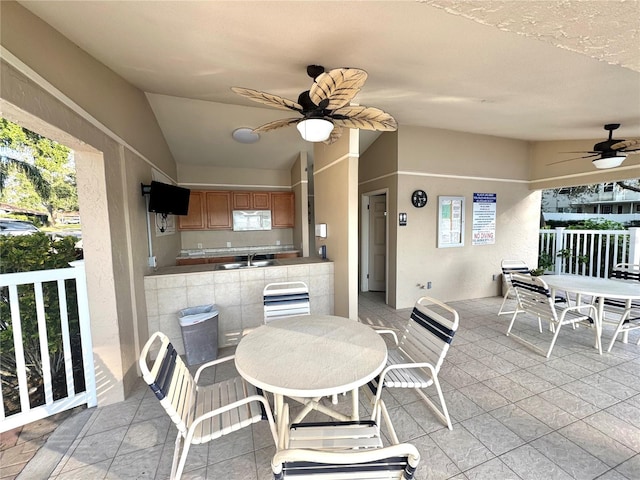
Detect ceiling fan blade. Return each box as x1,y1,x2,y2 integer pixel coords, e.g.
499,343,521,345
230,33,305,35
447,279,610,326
323,126,343,145
309,68,368,110
547,153,601,166
252,118,300,133
332,105,398,131
231,87,302,112
611,138,640,151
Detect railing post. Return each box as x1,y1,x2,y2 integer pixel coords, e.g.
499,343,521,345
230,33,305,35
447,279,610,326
70,260,97,408
629,227,640,266
554,227,565,274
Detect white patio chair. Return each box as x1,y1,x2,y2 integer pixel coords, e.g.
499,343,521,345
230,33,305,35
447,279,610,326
368,295,459,435
272,403,420,480
139,331,278,480
498,259,531,315
264,281,310,323
603,263,640,352
506,273,600,358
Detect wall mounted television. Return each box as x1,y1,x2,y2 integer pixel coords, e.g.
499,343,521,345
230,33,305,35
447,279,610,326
147,181,191,216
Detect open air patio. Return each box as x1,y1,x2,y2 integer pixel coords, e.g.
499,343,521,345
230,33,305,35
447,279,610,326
6,293,640,480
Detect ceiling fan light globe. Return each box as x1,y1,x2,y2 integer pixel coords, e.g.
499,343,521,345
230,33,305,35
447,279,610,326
592,154,626,169
297,119,334,142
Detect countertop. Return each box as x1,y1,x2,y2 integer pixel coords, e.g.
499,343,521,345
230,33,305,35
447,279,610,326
177,245,300,259
149,256,330,276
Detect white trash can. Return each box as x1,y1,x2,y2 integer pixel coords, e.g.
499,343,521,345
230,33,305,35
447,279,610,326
178,304,219,366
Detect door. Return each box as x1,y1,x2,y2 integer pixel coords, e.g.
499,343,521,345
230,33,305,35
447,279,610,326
368,194,386,292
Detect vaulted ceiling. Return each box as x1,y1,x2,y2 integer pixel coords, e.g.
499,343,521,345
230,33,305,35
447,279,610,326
18,1,640,171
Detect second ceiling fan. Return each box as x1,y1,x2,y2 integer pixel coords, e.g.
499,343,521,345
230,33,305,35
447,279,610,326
550,124,640,169
232,65,397,144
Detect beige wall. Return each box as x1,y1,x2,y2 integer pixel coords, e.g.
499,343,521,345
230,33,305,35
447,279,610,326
314,131,360,319
1,2,180,404
177,164,291,188
361,127,539,308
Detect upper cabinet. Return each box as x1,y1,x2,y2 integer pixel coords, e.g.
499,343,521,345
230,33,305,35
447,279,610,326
205,191,232,229
232,191,271,210
271,192,295,228
178,191,206,230
179,190,293,230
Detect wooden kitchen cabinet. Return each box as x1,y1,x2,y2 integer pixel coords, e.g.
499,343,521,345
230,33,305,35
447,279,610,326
178,191,206,230
206,191,232,229
271,192,295,228
232,191,271,210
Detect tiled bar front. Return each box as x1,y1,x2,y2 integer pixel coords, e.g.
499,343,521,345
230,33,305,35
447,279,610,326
143,261,334,353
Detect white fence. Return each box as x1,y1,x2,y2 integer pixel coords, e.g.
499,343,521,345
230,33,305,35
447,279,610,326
539,227,640,278
0,261,96,432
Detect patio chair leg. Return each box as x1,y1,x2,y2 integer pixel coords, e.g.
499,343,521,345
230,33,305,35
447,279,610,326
170,432,184,480
606,311,630,353
545,323,563,358
498,289,512,316
174,431,194,480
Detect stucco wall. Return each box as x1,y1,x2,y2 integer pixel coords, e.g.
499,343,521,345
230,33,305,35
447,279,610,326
1,2,180,404
360,127,539,308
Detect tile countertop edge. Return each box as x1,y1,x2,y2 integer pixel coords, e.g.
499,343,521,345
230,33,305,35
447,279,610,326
177,245,299,259
147,257,331,277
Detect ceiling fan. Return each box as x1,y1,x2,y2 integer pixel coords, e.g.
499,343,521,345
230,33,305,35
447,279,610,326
549,124,640,169
232,65,397,144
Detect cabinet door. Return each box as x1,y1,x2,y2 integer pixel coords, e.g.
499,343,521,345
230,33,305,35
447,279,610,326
206,191,232,229
271,192,295,228
232,192,252,209
178,191,206,230
252,192,271,209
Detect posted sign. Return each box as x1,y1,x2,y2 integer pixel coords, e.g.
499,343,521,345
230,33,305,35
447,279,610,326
472,193,496,245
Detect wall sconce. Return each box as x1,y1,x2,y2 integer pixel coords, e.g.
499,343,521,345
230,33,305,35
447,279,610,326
315,223,327,238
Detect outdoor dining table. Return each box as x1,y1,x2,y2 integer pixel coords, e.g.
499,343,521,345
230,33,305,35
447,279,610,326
542,274,640,349
234,314,388,432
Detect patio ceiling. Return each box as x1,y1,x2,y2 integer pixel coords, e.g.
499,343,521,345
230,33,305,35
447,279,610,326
17,1,640,171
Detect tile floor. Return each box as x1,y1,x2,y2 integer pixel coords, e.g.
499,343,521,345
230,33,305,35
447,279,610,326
15,293,640,479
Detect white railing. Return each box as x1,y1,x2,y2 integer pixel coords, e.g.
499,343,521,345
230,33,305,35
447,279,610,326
539,227,640,278
0,261,96,433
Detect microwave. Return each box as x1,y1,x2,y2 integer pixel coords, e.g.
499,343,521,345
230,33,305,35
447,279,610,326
232,210,272,231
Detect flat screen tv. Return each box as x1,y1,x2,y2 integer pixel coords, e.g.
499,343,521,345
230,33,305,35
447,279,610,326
147,181,191,216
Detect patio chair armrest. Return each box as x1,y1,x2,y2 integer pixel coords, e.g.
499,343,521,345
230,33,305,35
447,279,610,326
193,354,235,382
373,328,399,346
376,361,436,392
559,303,598,322
188,393,274,435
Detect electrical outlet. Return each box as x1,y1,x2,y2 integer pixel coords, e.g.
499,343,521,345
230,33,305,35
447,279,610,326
148,256,157,268
226,242,231,247
276,240,281,245
427,281,432,289
492,274,497,281
197,243,203,249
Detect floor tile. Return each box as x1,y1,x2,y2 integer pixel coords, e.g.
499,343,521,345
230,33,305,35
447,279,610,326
558,420,635,468
500,444,574,480
530,432,608,479
430,425,494,471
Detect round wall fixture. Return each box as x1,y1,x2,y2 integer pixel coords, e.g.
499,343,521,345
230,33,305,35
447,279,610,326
232,128,260,144
411,189,428,208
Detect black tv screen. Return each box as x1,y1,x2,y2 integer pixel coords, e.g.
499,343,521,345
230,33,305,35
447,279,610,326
147,181,191,216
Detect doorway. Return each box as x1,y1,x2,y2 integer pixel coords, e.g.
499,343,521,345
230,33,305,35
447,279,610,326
360,190,388,302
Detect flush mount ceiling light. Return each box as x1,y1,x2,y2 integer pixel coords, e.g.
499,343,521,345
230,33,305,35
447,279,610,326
232,128,260,144
592,153,626,169
296,118,334,142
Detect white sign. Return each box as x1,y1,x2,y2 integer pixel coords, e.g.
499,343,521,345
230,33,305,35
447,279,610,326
472,193,496,245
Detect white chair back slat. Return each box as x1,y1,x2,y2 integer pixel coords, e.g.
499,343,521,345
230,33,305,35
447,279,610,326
264,281,311,322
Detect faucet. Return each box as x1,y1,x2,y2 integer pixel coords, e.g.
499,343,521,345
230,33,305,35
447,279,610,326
247,252,257,266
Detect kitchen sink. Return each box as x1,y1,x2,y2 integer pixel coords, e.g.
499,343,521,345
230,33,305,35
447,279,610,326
215,260,276,270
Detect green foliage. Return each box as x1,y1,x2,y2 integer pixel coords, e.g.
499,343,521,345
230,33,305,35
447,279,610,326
0,233,84,414
1,118,77,225
567,218,626,230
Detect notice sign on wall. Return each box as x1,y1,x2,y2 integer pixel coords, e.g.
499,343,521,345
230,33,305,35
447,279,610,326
472,193,496,245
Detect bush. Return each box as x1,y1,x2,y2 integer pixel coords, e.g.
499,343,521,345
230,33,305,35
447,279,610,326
0,233,85,415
